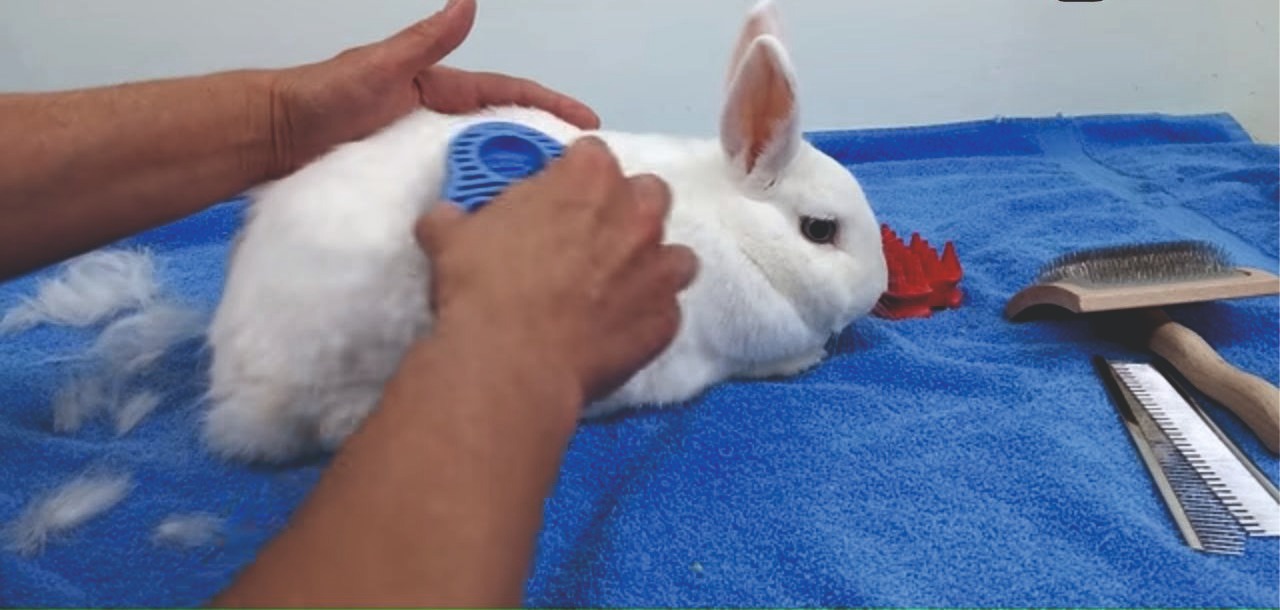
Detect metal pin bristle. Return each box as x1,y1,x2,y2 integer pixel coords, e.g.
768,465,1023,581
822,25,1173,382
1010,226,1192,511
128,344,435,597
1036,240,1235,285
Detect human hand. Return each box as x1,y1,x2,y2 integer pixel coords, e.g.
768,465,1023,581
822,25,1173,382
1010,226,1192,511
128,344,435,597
264,0,599,177
415,138,698,411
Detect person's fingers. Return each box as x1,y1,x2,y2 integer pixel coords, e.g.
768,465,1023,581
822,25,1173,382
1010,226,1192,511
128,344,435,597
614,244,698,341
585,300,680,399
623,289,685,375
567,136,620,172
429,69,602,130
656,244,700,292
600,174,671,260
414,202,468,254
552,136,624,202
631,245,698,297
380,0,477,71
629,174,672,231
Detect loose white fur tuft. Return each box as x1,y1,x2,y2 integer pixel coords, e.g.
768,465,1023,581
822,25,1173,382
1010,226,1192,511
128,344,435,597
114,391,164,436
40,297,200,434
0,250,157,335
3,472,132,556
88,303,206,374
151,513,224,549
51,375,113,434
51,377,167,435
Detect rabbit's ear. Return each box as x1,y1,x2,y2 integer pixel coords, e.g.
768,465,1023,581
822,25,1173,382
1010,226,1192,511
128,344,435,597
720,30,800,183
726,0,785,86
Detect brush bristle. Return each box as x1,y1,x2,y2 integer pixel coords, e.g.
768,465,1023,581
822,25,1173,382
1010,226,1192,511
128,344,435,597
1036,240,1235,286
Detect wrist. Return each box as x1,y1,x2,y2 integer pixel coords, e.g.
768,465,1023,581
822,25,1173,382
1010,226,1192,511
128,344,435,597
234,68,289,183
435,316,582,422
438,308,585,405
369,320,583,518
392,314,586,447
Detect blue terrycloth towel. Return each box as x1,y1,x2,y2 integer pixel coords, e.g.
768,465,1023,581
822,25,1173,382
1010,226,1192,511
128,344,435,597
0,113,1276,607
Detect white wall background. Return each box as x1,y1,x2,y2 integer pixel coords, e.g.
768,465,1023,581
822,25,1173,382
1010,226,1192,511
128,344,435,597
2,0,1277,142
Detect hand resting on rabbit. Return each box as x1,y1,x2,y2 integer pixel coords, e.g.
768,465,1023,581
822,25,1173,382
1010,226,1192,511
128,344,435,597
204,1,889,463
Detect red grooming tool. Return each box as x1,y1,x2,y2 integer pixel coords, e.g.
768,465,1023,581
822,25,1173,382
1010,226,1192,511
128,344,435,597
874,225,963,320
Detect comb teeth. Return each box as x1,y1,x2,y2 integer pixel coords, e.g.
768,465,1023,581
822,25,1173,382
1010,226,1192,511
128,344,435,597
1149,420,1248,555
1036,240,1234,286
1106,361,1280,557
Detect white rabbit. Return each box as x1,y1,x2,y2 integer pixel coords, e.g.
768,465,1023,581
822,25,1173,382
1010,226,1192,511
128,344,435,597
204,0,888,463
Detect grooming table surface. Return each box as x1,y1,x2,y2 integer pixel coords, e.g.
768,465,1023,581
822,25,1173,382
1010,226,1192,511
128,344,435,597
1,113,1276,607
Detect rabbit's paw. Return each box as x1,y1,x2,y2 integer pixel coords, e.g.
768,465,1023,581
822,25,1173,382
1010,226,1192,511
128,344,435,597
741,349,826,379
202,383,311,463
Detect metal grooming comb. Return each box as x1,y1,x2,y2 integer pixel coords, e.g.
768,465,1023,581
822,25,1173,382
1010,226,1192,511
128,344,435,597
1094,357,1280,554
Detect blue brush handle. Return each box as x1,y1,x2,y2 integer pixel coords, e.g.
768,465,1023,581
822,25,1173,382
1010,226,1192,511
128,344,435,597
443,122,566,213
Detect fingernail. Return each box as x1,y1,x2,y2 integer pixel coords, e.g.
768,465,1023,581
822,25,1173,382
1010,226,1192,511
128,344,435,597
575,135,607,150
567,136,614,161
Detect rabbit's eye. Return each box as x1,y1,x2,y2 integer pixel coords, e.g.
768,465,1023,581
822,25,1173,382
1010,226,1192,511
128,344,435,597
800,217,838,244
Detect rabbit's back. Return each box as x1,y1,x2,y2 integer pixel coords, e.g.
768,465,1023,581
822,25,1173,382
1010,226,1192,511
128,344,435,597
205,106,600,460
206,0,886,462
204,105,814,460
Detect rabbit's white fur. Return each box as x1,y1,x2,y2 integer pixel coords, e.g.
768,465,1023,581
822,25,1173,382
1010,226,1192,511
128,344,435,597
204,1,888,462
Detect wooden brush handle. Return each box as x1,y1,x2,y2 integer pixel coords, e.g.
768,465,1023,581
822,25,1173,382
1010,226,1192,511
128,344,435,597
1138,310,1280,455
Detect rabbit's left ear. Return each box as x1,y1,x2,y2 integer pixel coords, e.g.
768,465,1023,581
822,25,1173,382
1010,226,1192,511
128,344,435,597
720,1,800,183
726,0,785,85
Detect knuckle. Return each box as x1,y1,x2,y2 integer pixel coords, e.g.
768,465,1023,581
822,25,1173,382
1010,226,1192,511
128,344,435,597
413,205,464,253
484,72,529,98
412,215,435,246
407,20,444,45
512,75,539,91
333,46,367,62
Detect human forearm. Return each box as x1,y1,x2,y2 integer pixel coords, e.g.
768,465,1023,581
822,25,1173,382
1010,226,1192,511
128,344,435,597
0,0,601,283
0,70,278,279
212,324,582,607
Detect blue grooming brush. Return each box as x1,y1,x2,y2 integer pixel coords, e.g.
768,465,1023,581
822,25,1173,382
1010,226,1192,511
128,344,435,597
443,122,566,213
